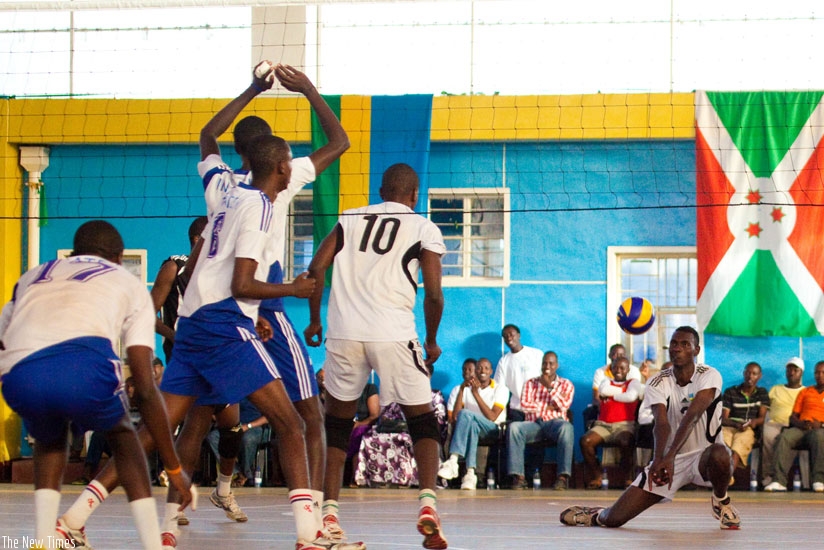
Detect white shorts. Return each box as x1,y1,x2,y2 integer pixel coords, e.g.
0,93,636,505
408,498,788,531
323,338,431,406
632,446,732,502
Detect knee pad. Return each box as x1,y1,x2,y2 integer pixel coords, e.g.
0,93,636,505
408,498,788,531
325,415,355,452
217,425,243,459
407,411,441,445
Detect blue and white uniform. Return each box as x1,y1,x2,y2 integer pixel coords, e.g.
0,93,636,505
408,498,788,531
0,256,155,443
160,154,281,405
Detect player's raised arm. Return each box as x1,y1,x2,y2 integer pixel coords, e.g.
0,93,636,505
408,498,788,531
199,61,276,160
274,64,350,175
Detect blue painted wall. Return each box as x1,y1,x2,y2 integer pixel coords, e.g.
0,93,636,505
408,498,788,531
35,139,824,449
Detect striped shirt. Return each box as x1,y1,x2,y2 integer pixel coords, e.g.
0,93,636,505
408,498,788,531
519,375,575,422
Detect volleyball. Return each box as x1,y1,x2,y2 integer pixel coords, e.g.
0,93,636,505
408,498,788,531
617,296,655,335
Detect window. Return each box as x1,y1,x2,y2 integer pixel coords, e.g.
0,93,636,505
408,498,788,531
607,247,699,368
285,192,314,281
429,189,509,286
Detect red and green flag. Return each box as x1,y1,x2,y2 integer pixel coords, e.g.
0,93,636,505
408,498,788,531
696,90,824,336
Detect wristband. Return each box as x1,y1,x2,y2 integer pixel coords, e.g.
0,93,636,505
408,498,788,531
253,82,264,93
165,465,182,476
246,423,253,430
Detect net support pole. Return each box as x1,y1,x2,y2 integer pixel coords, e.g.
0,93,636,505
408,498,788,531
19,145,50,270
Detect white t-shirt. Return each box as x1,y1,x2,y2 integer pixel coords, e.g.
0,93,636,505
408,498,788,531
326,201,446,341
0,256,155,373
592,363,643,389
643,364,724,457
493,345,544,411
453,380,510,425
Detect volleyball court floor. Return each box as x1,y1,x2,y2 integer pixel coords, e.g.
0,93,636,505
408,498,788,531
1,484,822,549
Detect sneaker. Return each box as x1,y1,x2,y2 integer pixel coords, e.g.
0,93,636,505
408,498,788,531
761,476,773,487
813,482,824,493
176,511,189,526
764,481,788,492
157,470,169,487
711,495,741,530
437,458,459,481
508,474,528,490
161,531,177,550
56,517,93,549
460,471,477,490
297,533,366,550
322,514,345,541
559,506,605,527
69,476,91,486
553,475,569,491
209,489,248,522
417,506,448,550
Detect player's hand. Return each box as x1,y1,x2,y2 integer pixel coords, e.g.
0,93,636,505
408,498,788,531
304,322,323,347
648,456,674,490
290,272,316,299
252,61,275,92
424,339,441,368
275,64,314,95
255,316,273,342
168,469,194,511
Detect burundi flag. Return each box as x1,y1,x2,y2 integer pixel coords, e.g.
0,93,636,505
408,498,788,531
696,90,824,337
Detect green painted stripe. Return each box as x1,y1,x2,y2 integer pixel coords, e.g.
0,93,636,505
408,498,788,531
310,95,342,252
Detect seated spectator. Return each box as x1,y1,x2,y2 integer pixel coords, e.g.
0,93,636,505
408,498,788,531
207,398,268,487
444,359,477,455
347,382,380,471
765,360,824,492
639,359,655,383
438,358,509,490
761,357,805,487
591,344,642,408
580,357,642,489
721,362,770,476
506,351,574,490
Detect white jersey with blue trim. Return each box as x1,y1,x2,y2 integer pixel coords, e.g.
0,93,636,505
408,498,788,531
643,363,724,457
181,154,276,321
0,255,155,374
326,201,446,342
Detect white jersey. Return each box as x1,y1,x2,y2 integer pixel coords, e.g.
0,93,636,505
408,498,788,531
181,154,278,321
326,201,446,341
454,380,510,424
0,255,155,374
643,363,724,457
493,345,544,411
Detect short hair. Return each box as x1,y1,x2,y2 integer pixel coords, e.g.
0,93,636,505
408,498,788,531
544,350,558,360
501,323,520,336
233,116,272,158
673,325,700,347
71,220,124,262
613,356,630,367
462,358,477,367
188,216,208,245
379,163,418,202
608,343,625,357
744,361,761,372
247,134,291,182
152,357,164,367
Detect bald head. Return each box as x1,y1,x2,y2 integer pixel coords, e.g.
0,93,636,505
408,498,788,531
379,163,419,205
71,220,124,263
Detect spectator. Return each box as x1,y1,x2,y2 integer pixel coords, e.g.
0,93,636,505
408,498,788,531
761,357,805,487
591,344,642,408
494,324,543,421
506,351,575,490
764,360,824,493
721,362,770,476
444,359,477,455
347,382,380,475
207,398,268,487
580,356,642,489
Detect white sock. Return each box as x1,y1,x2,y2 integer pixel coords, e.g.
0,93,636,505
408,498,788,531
466,467,475,476
35,489,61,544
418,489,436,510
449,454,459,464
130,497,162,550
217,473,233,497
322,499,340,519
713,491,729,502
310,490,324,529
163,502,180,536
62,480,108,529
289,489,318,542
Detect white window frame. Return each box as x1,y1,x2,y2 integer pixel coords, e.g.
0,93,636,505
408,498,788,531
284,190,314,282
429,187,510,287
606,246,702,366
58,248,147,285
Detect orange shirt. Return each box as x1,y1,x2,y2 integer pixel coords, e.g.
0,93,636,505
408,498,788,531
792,386,824,422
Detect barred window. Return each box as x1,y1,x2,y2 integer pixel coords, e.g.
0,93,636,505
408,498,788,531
285,192,314,281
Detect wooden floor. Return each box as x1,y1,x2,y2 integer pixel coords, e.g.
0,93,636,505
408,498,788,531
1,484,823,549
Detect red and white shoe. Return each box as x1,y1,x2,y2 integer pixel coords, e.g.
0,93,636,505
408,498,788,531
417,506,448,549
161,531,177,549
56,517,93,549
322,514,346,541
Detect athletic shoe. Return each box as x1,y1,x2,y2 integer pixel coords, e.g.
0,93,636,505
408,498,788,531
711,495,741,530
417,506,448,550
559,506,605,527
813,482,824,493
56,517,94,548
209,489,248,522
763,481,788,492
437,458,459,481
176,511,189,526
322,514,346,541
460,471,477,490
552,475,569,491
508,474,528,490
295,533,366,550
161,531,177,550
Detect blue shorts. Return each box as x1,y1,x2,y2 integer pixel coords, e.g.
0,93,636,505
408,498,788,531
261,310,318,402
1,337,128,445
162,313,281,406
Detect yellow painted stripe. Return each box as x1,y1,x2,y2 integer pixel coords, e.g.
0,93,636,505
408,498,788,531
338,95,371,212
